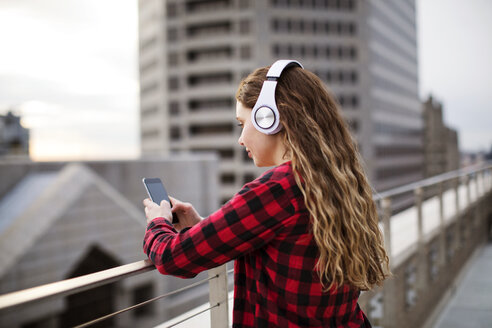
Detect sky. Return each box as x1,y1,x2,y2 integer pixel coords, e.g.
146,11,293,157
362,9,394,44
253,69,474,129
0,0,491,161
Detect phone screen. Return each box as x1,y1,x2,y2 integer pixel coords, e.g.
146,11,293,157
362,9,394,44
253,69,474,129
145,178,170,204
143,178,178,223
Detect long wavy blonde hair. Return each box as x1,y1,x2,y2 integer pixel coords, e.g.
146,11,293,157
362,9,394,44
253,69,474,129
236,65,390,291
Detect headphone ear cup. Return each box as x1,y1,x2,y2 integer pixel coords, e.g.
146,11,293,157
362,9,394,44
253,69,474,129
251,60,303,135
254,106,276,130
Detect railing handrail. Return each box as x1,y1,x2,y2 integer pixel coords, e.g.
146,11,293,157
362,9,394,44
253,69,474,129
374,162,491,200
0,259,155,311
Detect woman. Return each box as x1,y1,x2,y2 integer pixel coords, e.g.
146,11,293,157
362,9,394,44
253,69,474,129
143,60,390,327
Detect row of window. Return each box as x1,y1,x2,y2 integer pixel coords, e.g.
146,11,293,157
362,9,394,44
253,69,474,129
190,147,235,160
166,91,356,115
169,71,235,91
168,23,249,42
374,122,422,137
270,0,356,10
168,0,250,17
184,20,251,38
170,45,250,66
170,123,235,140
167,18,355,43
375,145,423,157
169,98,234,116
221,172,256,185
272,18,356,36
272,44,357,61
319,70,358,85
166,0,355,18
337,94,359,108
376,164,422,180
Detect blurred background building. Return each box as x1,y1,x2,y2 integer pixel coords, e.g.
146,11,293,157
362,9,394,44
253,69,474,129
422,95,460,178
138,0,423,204
0,111,30,159
0,156,219,327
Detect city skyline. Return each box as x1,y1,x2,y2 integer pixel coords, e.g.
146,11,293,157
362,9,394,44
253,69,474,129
0,0,491,160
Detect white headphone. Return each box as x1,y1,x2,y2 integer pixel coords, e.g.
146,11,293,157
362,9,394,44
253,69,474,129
251,59,304,135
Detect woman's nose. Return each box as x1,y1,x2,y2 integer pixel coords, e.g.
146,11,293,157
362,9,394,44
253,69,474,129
238,131,244,146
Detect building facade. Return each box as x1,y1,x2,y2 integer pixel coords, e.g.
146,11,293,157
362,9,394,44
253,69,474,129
138,0,423,201
423,95,460,178
0,156,219,327
0,111,29,158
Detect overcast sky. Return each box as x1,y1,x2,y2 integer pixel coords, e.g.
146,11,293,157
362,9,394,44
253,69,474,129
0,0,491,161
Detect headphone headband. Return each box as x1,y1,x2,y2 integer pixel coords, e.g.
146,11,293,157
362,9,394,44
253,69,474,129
266,59,303,79
251,59,303,135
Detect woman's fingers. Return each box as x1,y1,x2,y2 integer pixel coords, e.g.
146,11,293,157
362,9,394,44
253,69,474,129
160,199,171,207
169,196,188,212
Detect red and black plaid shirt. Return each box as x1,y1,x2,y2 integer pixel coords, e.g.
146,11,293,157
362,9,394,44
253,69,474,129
144,162,370,327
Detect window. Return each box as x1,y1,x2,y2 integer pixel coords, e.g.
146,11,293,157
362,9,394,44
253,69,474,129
132,284,154,318
188,72,232,87
170,126,181,140
351,95,359,108
140,59,157,75
218,149,234,159
350,71,358,83
142,129,159,139
221,173,235,184
169,77,179,91
167,2,178,17
272,19,279,31
189,97,233,111
167,27,178,42
141,105,158,118
349,22,356,35
239,0,250,8
347,119,359,132
187,47,232,62
350,47,357,60
168,52,179,66
141,81,158,95
240,45,251,59
239,20,250,34
187,21,231,38
169,102,180,115
189,123,233,135
139,36,156,52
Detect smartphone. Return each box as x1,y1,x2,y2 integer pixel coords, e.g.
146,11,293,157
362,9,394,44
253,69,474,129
142,178,179,223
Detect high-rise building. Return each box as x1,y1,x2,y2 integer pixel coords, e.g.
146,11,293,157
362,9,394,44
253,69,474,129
423,95,460,178
138,0,423,202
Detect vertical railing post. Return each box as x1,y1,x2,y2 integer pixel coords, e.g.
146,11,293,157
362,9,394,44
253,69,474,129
414,187,428,298
438,182,446,268
475,171,480,199
382,198,392,260
473,172,480,229
454,177,461,251
381,197,396,328
465,174,471,241
208,264,229,328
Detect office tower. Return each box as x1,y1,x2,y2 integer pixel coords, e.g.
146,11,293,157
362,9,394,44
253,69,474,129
138,0,423,202
423,95,460,178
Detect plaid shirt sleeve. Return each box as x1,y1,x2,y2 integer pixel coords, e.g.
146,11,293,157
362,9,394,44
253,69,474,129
143,174,296,278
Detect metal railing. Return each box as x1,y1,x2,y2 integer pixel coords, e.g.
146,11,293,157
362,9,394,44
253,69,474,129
0,163,491,328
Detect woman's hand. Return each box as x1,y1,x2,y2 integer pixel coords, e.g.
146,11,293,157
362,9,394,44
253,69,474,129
143,197,202,231
143,198,172,226
169,196,203,231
